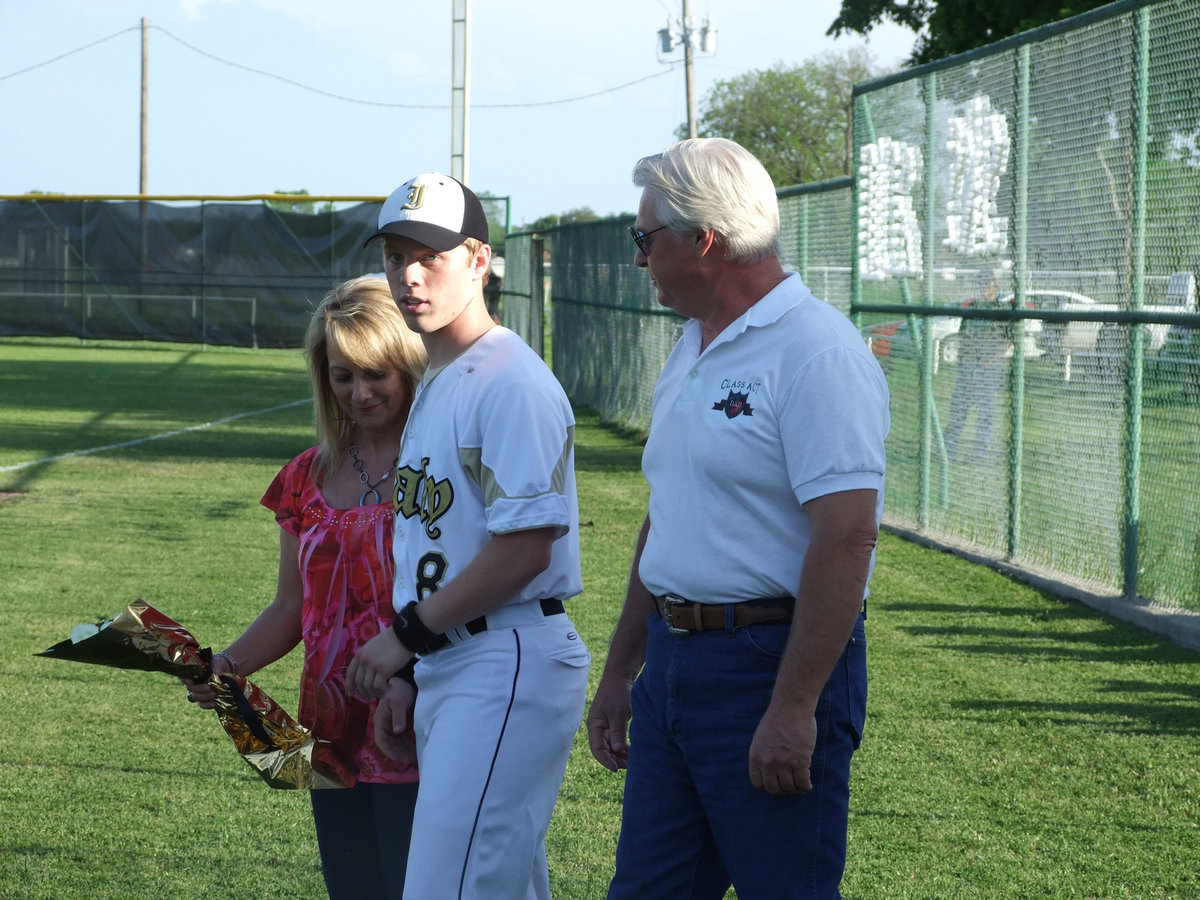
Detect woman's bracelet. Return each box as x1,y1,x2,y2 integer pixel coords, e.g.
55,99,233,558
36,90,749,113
212,649,240,676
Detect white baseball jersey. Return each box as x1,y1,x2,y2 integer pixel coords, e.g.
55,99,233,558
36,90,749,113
391,326,582,614
389,325,590,900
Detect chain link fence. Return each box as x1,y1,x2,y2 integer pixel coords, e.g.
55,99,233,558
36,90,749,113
852,0,1200,616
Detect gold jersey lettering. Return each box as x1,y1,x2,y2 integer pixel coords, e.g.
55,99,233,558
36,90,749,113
394,457,453,539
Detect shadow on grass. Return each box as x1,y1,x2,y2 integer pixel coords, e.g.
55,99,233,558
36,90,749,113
954,696,1200,736
574,409,646,475
885,600,1096,620
574,443,644,474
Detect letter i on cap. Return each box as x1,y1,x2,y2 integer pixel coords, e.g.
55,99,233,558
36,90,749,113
364,172,489,252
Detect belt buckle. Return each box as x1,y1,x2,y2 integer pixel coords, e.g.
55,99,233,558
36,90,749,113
661,593,690,636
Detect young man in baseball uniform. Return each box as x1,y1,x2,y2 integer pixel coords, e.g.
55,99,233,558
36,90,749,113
587,139,890,899
346,172,590,900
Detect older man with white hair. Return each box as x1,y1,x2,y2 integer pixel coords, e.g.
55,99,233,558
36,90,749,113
587,138,891,899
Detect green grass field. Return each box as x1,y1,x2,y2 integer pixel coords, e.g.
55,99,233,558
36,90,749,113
1,338,1198,899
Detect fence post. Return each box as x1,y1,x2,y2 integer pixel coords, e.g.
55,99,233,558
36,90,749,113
1123,4,1151,600
200,201,208,346
918,70,938,530
530,235,545,360
1008,43,1033,559
79,202,88,343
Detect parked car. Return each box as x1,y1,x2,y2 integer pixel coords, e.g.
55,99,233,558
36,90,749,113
863,292,1043,368
1035,273,1197,380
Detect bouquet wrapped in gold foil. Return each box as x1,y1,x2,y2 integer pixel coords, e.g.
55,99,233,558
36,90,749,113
37,599,352,790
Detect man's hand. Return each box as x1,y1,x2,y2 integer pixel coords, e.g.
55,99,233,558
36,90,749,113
374,677,418,765
346,627,412,699
748,702,816,796
586,675,634,771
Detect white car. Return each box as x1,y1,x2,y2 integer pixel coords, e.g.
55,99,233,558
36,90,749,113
1037,273,1196,360
864,292,1043,369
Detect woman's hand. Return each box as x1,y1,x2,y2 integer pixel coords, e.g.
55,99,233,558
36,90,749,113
180,652,236,710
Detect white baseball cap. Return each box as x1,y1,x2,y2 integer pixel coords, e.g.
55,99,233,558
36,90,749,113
363,172,490,251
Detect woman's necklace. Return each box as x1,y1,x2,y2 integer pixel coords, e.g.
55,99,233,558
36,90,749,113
348,444,397,506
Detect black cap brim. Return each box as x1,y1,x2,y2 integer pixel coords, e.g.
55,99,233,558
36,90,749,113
362,220,472,252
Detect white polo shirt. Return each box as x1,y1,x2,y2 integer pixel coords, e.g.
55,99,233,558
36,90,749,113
638,272,890,604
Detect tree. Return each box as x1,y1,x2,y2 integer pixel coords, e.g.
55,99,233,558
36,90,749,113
528,206,601,231
683,49,878,187
266,189,325,215
828,0,1115,66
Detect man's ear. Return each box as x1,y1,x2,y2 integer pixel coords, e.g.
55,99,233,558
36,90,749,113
695,227,718,257
471,242,492,279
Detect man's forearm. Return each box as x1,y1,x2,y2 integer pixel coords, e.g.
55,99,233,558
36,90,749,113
770,491,878,714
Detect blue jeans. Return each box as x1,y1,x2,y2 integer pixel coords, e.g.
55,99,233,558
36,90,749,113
311,780,419,900
609,612,867,900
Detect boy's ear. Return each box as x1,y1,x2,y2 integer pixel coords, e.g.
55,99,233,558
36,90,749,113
471,242,493,279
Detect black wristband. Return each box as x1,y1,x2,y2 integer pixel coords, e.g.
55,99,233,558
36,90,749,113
391,659,417,690
391,601,447,655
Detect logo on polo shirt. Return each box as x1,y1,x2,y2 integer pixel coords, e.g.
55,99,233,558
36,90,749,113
712,378,761,419
713,390,753,418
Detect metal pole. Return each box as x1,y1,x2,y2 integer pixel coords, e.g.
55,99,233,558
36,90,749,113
450,0,470,183
918,71,938,529
1008,43,1032,559
1123,5,1150,600
140,18,149,194
80,202,87,343
849,92,869,326
683,0,697,138
530,235,545,360
798,194,809,282
200,201,207,346
139,18,149,313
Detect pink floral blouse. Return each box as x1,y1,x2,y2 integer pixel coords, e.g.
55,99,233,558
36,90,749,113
261,446,416,785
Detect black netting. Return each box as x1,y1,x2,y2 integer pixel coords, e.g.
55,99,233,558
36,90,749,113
0,200,383,347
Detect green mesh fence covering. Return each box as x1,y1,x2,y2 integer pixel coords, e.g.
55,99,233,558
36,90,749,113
779,179,855,314
853,0,1200,613
495,230,544,358
547,219,684,433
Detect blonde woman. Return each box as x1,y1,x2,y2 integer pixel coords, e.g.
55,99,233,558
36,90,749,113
185,275,426,899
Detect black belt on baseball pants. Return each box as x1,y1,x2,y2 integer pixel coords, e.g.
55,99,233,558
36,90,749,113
653,593,794,635
428,597,566,651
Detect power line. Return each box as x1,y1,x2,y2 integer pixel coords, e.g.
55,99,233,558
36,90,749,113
1,23,681,110
0,25,139,82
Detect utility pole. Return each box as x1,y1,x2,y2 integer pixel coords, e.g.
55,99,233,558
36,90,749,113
657,3,716,139
140,17,149,194
451,0,470,183
683,0,696,138
139,17,149,307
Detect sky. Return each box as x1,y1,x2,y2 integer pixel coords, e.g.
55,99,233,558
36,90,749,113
0,0,918,227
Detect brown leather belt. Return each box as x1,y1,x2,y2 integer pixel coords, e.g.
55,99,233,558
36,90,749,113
653,593,794,635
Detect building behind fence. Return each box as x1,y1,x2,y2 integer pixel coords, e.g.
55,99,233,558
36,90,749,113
1,0,1197,638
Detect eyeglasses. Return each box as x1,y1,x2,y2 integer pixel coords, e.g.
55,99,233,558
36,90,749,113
628,223,670,255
